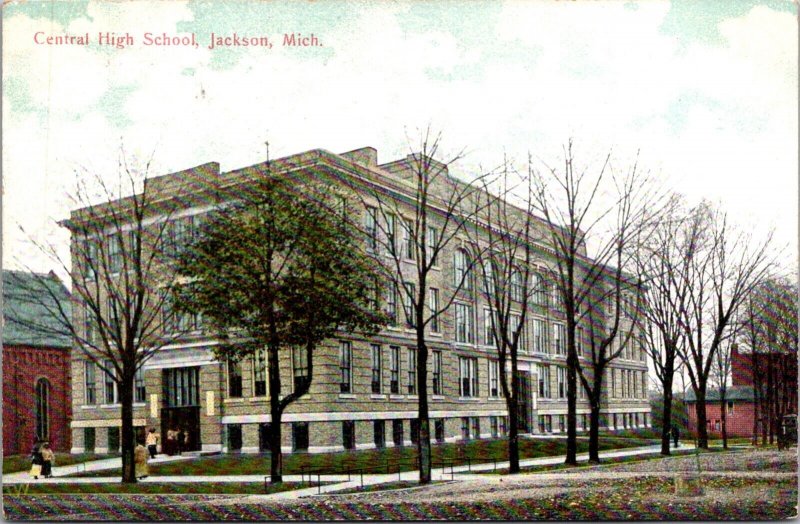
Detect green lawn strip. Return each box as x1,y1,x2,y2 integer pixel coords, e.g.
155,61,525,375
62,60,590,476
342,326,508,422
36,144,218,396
328,480,448,495
3,453,119,474
485,448,702,474
2,481,318,495
64,436,657,478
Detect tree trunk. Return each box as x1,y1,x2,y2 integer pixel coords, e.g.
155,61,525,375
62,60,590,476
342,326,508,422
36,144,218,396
416,331,431,485
268,345,283,484
507,392,520,473
589,399,601,463
694,384,709,449
564,337,578,465
719,390,728,449
752,353,760,446
120,373,136,484
661,385,673,456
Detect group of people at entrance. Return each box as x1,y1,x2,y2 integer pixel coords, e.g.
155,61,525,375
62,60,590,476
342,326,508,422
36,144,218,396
30,441,55,479
163,426,190,456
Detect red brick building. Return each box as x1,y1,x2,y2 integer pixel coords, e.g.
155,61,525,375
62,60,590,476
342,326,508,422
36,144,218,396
3,270,72,455
686,344,797,439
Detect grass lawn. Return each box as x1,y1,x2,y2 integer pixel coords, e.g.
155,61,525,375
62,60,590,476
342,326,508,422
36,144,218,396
3,453,118,474
2,481,317,495
486,448,701,474
67,435,657,478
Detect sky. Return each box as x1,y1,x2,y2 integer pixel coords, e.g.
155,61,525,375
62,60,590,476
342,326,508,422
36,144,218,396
3,0,797,275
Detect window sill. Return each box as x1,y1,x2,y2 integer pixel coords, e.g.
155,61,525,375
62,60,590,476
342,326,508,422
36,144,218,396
389,395,405,400
458,397,481,402
432,395,445,400
248,397,268,402
80,405,98,410
429,332,443,337
99,403,119,408
224,398,245,404
370,394,387,400
338,394,357,399
407,395,419,400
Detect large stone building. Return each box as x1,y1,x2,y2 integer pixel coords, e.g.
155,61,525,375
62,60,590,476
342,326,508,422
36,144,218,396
67,146,650,455
3,270,72,455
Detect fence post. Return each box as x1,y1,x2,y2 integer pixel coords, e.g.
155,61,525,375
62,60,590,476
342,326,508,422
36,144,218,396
360,469,364,488
318,473,321,494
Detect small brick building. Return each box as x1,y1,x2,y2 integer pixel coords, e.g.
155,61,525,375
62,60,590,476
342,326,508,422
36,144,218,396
685,386,756,438
3,270,72,455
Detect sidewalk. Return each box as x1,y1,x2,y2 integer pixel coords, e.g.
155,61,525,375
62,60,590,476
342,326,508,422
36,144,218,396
4,443,691,496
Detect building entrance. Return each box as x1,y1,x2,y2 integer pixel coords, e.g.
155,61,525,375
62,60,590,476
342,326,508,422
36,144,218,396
161,366,201,453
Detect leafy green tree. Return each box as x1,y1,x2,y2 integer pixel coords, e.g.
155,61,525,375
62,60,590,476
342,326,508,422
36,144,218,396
175,176,387,483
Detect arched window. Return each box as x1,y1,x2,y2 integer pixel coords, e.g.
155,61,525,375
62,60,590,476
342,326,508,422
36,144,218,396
482,259,495,295
453,249,472,290
35,378,50,441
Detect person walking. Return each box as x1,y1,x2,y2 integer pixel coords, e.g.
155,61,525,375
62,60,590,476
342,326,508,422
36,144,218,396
177,428,185,455
134,443,149,479
671,424,680,448
146,428,159,459
40,443,55,478
30,441,44,479
165,428,177,456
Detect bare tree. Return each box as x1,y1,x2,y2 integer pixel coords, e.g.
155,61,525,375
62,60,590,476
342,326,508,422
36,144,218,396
352,128,492,484
530,140,655,464
9,151,183,483
675,203,773,449
634,195,690,455
472,161,542,473
712,332,736,450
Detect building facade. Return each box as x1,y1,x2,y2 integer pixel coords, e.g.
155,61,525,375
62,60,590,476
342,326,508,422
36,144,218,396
67,146,650,455
3,270,72,455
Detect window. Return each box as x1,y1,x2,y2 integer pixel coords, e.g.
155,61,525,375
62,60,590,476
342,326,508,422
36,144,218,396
108,234,122,274
435,419,445,443
227,359,243,398
385,284,398,325
429,288,440,332
484,308,496,346
163,367,200,407
108,426,120,452
559,414,566,433
432,350,443,395
511,314,526,351
533,319,547,353
455,303,474,343
407,348,417,394
500,416,507,436
402,219,415,260
367,279,379,312
482,260,495,295
582,414,588,430
292,422,309,452
374,420,385,449
472,417,480,439
459,356,479,397
553,323,566,355
84,427,96,453
35,378,50,441
454,249,472,290
84,306,96,345
103,360,118,404
403,283,416,328
342,421,356,450
84,361,97,404
426,226,438,265
392,420,404,446
533,274,547,305
385,213,397,255
557,367,567,399
134,367,146,403
411,419,420,444
253,349,267,397
538,415,546,433
490,416,499,438
107,296,120,336
292,347,309,392
538,364,550,398
371,344,382,394
390,346,400,394
365,206,378,251
339,341,352,393
461,417,470,440
84,240,98,281
578,326,586,355
489,360,500,398
228,424,242,452
628,370,634,399
511,270,524,302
